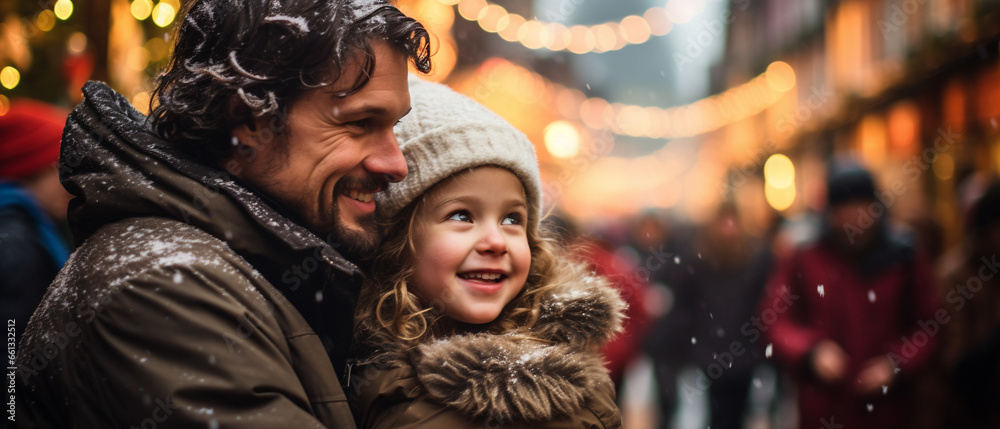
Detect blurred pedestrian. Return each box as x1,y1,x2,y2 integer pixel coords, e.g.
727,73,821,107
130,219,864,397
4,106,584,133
762,163,938,429
548,213,653,391
936,180,1000,428
645,201,774,429
0,99,72,341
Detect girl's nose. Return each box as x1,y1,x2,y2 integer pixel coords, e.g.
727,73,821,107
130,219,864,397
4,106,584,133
476,225,508,255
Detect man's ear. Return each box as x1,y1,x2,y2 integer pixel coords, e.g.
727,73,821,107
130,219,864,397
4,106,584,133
227,95,256,146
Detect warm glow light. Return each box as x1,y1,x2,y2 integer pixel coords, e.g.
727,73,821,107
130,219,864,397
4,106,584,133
498,13,524,42
765,182,796,211
544,120,581,159
620,15,651,44
67,32,87,54
545,23,571,51
54,0,73,20
36,10,56,31
457,0,486,20
0,67,20,89
765,61,796,92
644,7,672,36
127,46,150,71
131,91,152,114
591,24,617,52
933,152,955,180
131,0,153,20
160,0,180,12
566,25,595,54
145,37,169,61
665,0,699,24
0,95,9,116
517,20,545,50
151,2,176,27
440,0,681,53
764,154,795,188
476,4,506,33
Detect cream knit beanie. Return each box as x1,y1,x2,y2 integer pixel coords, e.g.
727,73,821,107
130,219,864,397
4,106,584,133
377,75,542,227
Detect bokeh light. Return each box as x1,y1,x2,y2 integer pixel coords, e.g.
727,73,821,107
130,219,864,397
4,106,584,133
67,32,87,54
0,67,21,90
36,10,56,32
54,0,74,20
764,154,795,188
151,2,177,27
131,0,153,20
544,120,581,159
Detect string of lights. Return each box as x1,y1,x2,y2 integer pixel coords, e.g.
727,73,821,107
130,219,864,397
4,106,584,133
436,0,710,54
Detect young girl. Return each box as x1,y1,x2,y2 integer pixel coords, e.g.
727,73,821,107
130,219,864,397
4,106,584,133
349,76,625,429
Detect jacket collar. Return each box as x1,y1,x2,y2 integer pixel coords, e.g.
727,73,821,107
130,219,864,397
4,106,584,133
409,267,626,423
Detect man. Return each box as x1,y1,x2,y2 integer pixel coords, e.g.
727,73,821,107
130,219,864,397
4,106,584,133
762,163,937,429
15,0,430,427
0,100,73,343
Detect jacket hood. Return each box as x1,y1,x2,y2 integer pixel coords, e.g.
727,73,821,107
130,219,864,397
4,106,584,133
411,268,626,423
60,81,360,279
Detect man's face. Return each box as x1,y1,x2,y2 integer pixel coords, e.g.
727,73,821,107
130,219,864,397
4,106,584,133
233,40,410,257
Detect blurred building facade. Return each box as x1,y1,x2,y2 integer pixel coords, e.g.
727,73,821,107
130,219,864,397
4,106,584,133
715,0,1000,249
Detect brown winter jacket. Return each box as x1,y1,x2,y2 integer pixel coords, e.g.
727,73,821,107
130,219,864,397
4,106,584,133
14,82,361,428
349,270,626,429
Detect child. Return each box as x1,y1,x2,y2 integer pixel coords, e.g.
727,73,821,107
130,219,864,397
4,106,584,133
349,76,625,429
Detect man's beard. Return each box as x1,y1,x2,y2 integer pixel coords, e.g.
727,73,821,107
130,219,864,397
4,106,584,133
325,174,388,260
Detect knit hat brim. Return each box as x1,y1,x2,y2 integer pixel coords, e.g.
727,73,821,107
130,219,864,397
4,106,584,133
377,75,542,227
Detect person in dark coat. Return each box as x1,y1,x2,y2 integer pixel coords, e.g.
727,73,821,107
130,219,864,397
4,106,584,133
0,100,73,343
762,163,938,429
15,1,431,427
645,202,773,429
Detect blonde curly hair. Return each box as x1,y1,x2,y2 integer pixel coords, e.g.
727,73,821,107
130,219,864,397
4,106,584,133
354,169,562,361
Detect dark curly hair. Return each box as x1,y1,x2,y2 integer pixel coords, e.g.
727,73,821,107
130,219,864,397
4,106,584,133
149,0,431,162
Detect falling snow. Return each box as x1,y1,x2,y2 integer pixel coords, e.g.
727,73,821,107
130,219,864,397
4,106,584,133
868,290,877,303
817,284,825,297
765,343,773,358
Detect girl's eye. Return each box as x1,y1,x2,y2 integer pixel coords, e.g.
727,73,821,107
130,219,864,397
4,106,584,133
447,210,472,222
501,213,523,226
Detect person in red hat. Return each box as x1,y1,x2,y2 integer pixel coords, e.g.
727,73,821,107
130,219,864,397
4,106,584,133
0,99,73,343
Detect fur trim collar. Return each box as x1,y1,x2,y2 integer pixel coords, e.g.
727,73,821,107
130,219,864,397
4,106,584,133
411,268,626,423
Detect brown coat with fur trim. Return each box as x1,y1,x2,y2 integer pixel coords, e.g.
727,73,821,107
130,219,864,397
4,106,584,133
349,272,625,429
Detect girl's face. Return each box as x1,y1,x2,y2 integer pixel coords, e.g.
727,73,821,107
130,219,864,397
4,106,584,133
410,166,531,325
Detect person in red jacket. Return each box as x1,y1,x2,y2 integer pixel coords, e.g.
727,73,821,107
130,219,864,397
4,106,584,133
762,163,938,429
